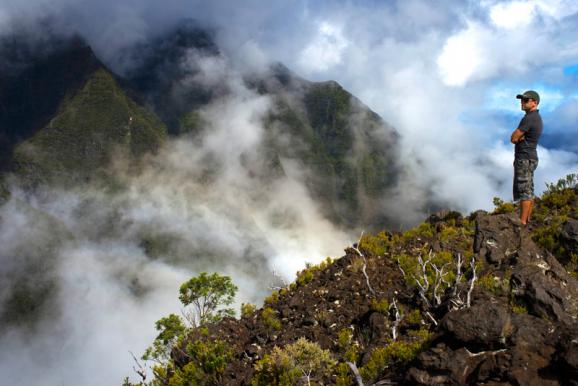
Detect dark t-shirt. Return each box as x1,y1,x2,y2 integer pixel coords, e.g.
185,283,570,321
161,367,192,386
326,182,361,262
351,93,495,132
515,109,542,160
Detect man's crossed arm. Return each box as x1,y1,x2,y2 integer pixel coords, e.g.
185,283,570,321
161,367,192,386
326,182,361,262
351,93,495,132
510,128,525,144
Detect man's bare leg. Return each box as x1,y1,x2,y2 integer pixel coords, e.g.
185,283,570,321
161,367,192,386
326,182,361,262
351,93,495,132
520,199,533,225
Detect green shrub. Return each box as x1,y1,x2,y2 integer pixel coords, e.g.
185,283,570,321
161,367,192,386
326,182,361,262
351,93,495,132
262,307,282,330
478,273,510,297
370,298,390,314
359,330,432,383
439,226,459,242
358,231,399,256
142,314,186,362
335,362,353,386
241,303,257,318
264,290,280,305
492,197,516,214
252,338,336,386
403,223,434,240
396,251,457,303
166,339,232,385
296,258,333,287
337,328,358,363
405,309,422,326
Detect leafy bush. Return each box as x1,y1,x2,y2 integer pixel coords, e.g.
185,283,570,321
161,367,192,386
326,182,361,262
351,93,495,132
261,307,281,330
492,197,516,214
142,314,186,362
530,174,578,275
403,223,434,240
477,273,510,297
337,328,358,362
296,258,333,287
241,303,257,318
370,298,390,314
359,330,432,383
264,290,280,305
358,231,400,256
335,362,353,386
405,309,422,326
252,338,336,386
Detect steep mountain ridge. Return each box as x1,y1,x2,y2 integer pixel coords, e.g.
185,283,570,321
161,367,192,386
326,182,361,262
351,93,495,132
12,68,167,187
0,36,101,171
0,23,401,229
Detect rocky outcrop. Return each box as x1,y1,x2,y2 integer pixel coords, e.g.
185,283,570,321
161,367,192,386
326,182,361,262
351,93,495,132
561,219,578,257
139,196,577,386
408,212,578,386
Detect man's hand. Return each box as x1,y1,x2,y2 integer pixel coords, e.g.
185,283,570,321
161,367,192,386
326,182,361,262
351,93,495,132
510,128,525,144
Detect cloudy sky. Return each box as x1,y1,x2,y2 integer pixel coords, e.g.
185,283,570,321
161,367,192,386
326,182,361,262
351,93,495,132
2,0,577,210
1,1,578,385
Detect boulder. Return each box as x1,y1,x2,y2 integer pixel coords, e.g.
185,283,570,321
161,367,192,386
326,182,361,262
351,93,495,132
441,302,511,350
560,218,578,255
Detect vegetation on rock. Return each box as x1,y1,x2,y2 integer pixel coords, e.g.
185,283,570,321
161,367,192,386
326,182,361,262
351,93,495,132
12,68,167,187
125,174,578,385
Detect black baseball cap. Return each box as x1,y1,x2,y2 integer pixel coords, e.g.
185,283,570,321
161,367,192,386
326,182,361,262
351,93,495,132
516,90,540,104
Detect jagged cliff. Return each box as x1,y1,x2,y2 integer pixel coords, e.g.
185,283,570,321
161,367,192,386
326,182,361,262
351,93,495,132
129,179,577,385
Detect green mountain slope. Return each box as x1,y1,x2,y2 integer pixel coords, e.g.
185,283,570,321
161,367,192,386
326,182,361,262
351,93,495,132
0,37,101,171
265,77,399,227
12,68,167,187
122,23,401,229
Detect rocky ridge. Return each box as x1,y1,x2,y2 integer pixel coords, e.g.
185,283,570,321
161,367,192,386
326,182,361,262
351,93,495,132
132,182,578,385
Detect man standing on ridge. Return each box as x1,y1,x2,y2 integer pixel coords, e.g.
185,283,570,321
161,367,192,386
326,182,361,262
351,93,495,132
510,90,542,226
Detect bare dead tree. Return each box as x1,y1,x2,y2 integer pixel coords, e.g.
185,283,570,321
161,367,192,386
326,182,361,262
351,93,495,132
466,256,477,308
352,232,376,297
129,351,147,383
396,258,406,277
452,253,463,297
181,308,198,329
269,266,289,291
431,262,450,306
347,361,365,386
425,311,438,326
413,254,432,308
390,295,401,341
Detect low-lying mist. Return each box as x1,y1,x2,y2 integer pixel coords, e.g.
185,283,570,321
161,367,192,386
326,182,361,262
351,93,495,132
0,57,351,385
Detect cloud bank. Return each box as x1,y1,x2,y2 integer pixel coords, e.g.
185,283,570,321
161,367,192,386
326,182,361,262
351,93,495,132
0,45,349,384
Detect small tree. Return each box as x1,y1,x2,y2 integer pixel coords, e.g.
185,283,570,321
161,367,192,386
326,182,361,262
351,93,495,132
133,272,238,384
179,272,238,327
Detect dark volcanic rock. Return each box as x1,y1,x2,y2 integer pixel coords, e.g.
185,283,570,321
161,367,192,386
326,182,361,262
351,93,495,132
408,212,578,386
560,218,578,255
441,302,511,350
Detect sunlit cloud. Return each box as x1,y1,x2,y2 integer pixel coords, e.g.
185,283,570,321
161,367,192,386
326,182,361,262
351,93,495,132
489,1,537,29
298,21,348,73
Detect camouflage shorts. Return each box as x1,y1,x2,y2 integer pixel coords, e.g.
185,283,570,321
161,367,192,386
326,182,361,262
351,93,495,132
513,158,538,201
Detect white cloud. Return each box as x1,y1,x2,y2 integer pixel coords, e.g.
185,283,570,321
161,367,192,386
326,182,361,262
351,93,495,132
489,1,537,29
534,0,578,19
298,21,348,73
437,22,486,87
